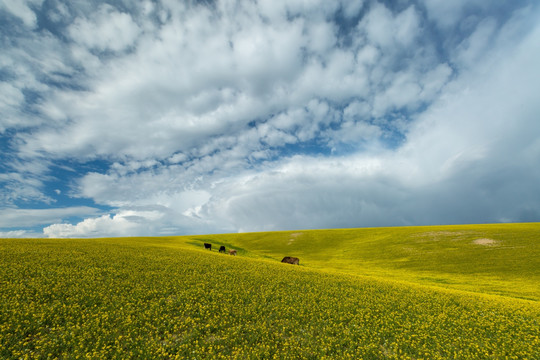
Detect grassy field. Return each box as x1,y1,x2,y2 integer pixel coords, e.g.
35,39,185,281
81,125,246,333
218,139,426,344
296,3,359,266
1,223,539,359
188,223,540,301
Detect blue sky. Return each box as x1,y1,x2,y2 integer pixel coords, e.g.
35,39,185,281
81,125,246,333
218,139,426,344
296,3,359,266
1,0,540,238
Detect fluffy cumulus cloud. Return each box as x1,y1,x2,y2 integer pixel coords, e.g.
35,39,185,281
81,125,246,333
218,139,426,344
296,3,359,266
68,4,141,52
43,209,163,238
1,0,539,237
0,0,44,29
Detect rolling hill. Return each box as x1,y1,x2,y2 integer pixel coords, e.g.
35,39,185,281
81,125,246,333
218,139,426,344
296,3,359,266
1,223,539,359
186,222,540,301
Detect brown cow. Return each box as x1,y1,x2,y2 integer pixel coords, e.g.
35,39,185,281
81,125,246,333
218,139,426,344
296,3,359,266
281,256,299,265
228,249,237,256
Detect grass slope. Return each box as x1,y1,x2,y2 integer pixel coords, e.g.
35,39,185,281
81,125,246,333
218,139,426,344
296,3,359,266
1,236,539,359
187,223,540,301
1,223,539,359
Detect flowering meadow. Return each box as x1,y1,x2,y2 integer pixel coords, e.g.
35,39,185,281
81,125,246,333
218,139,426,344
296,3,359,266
1,231,539,359
200,223,540,301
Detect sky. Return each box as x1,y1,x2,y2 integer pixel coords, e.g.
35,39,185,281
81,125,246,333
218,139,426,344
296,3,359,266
1,0,540,238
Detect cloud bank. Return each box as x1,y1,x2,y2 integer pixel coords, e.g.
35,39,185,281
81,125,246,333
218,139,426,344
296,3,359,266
1,0,539,237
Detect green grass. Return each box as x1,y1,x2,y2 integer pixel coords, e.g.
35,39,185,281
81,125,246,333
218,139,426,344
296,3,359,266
1,223,539,359
186,223,540,301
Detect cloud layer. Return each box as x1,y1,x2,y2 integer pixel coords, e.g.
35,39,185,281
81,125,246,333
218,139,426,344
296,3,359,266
1,0,539,237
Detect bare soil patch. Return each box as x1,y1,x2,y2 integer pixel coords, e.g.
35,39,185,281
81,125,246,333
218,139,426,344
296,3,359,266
287,232,303,245
472,238,499,246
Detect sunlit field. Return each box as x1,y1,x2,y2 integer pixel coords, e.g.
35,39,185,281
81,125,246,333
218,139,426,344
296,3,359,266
192,223,540,301
1,223,539,359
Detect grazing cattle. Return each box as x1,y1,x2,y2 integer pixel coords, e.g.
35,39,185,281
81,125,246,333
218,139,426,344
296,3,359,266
219,245,226,253
281,256,299,265
204,243,212,251
228,249,237,256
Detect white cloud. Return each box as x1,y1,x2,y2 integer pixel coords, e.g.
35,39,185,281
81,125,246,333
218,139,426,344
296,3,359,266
12,0,440,166
185,5,540,231
371,62,452,118
2,1,540,236
43,213,138,238
0,82,24,109
0,0,43,29
327,122,382,149
360,3,395,48
68,4,141,52
373,71,421,115
305,20,337,55
359,3,421,49
0,82,25,132
256,0,341,22
341,1,364,19
0,170,53,205
200,34,540,231
42,206,211,238
46,0,70,23
394,6,422,47
0,25,86,133
198,154,392,232
395,11,540,191
0,206,101,228
0,230,35,238
421,0,489,29
453,18,497,69
419,63,453,100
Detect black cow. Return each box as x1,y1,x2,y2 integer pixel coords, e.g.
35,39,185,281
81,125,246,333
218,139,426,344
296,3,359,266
219,245,226,253
281,256,300,265
204,243,212,251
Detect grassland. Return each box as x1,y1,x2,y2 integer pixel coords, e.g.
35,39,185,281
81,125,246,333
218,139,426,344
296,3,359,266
1,223,539,359
189,223,540,301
